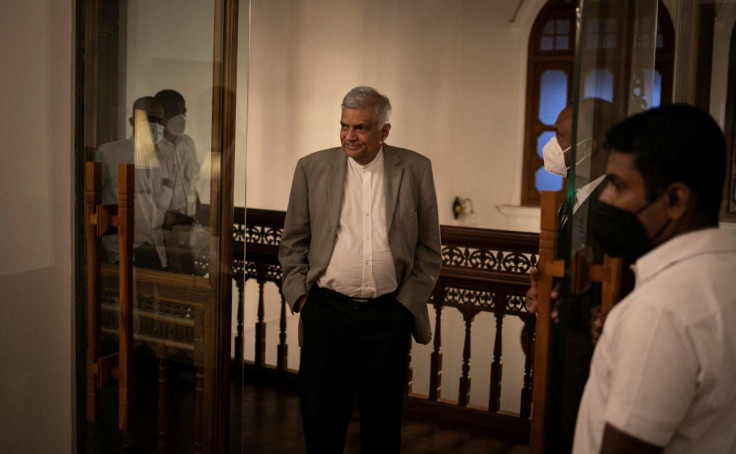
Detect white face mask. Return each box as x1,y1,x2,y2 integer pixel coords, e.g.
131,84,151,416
542,136,568,177
149,122,164,144
543,137,594,178
165,113,186,137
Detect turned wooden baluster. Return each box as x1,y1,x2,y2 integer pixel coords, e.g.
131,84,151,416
428,288,444,402
458,307,478,407
277,289,288,371
520,314,536,419
488,296,505,413
234,274,245,364
254,262,267,367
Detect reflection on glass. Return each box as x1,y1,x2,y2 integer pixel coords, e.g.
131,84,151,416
156,89,207,275
95,97,168,271
80,1,235,452
583,69,613,102
541,19,572,50
585,18,618,49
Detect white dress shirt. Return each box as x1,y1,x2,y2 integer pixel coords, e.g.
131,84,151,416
157,134,200,216
95,137,169,267
318,147,398,298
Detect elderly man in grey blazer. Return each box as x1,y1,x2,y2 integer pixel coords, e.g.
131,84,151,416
279,86,442,454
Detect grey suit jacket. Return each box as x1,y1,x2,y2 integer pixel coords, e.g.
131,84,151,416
278,144,442,344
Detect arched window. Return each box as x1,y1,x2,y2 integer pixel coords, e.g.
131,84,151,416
520,0,674,206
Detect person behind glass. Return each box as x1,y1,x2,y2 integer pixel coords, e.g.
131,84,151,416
526,98,624,323
154,89,200,274
278,86,442,454
573,104,736,453
525,98,624,452
95,96,169,270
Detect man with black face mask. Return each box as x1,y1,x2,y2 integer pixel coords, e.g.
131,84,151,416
573,104,736,454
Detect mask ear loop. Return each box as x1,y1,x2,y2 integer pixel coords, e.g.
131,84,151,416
563,137,596,171
635,186,673,245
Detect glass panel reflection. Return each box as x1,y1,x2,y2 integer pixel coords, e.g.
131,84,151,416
80,1,238,453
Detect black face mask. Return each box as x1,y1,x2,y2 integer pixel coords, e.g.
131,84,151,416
590,197,670,263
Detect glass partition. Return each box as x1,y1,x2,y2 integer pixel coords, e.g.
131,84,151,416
76,0,243,452
543,0,736,452
544,2,664,449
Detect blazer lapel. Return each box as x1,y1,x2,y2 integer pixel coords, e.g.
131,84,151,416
327,148,347,232
384,145,404,232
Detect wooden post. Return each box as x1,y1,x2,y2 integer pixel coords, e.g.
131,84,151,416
589,254,623,316
117,163,135,431
529,191,565,453
85,162,102,422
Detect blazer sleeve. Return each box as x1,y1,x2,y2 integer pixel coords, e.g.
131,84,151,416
278,159,312,311
397,158,442,318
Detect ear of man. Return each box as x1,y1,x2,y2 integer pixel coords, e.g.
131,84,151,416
663,182,692,221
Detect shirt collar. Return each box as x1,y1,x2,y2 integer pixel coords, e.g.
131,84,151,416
573,174,606,214
632,227,735,287
348,145,384,170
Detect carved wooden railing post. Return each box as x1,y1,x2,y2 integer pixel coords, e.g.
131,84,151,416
489,296,506,413
458,308,478,407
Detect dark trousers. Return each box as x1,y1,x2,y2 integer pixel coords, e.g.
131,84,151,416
299,285,413,454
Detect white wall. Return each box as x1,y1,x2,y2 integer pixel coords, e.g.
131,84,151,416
244,0,548,233
0,1,74,453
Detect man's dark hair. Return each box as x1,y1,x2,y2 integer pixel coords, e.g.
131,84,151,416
155,89,186,116
604,103,726,225
132,96,158,113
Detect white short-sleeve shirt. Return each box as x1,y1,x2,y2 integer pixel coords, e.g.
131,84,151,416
573,228,736,454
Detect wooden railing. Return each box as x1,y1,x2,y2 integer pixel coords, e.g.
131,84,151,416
233,208,539,442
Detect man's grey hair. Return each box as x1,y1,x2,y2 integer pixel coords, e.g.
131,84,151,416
341,86,392,127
